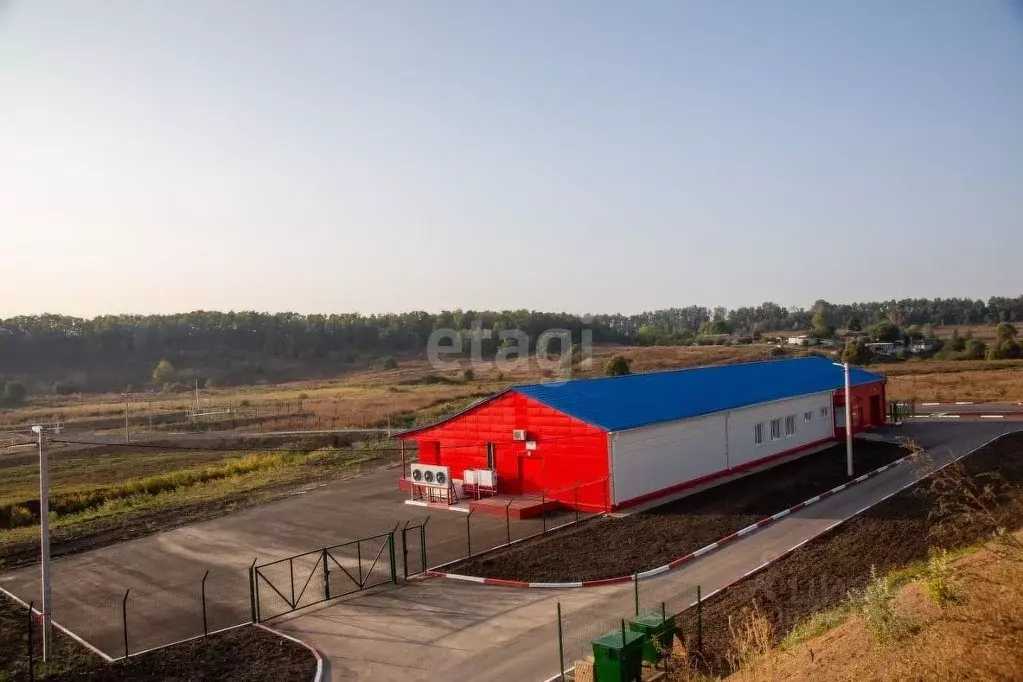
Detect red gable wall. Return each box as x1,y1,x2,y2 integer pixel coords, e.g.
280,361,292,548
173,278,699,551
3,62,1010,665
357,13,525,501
398,390,610,511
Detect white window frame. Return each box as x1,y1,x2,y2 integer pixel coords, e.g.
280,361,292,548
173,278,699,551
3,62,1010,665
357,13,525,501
785,415,796,436
754,423,764,445
770,418,781,440
804,411,813,423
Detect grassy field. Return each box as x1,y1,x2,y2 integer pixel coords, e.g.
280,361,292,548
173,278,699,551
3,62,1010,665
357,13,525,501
877,358,1023,402
0,438,399,569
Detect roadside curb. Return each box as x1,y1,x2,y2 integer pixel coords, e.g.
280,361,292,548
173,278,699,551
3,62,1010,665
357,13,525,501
255,623,325,682
427,452,916,588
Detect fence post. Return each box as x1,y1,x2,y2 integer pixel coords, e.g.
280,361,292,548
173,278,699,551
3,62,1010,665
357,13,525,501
466,509,474,559
696,585,703,652
557,602,565,681
388,531,397,584
541,490,547,533
201,570,210,637
401,521,410,580
357,539,364,587
421,517,429,570
248,557,258,623
122,589,130,660
505,499,513,544
289,557,296,608
322,548,331,600
27,600,34,681
634,573,639,615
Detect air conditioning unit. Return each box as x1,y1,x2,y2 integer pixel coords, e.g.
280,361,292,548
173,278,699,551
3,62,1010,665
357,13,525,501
409,463,450,487
476,468,497,488
512,429,528,441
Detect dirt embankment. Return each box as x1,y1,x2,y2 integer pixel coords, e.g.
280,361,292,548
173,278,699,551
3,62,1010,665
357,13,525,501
454,440,908,582
689,431,1023,676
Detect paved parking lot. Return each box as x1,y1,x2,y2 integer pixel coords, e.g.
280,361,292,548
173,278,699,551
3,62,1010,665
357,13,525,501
0,460,562,656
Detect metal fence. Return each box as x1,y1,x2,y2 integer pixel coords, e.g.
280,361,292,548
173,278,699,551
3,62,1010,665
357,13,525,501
555,579,703,680
254,530,398,621
417,476,611,572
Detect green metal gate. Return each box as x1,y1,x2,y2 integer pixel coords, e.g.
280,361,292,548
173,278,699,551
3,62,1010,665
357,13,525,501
253,529,397,621
401,518,429,579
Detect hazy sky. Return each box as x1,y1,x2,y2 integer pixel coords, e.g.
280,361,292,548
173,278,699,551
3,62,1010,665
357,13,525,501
2,1,1021,318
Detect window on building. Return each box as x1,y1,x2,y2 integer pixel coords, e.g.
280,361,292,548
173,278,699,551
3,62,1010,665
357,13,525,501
820,406,830,418
770,419,781,440
754,423,764,445
785,415,796,436
485,442,496,469
804,411,813,423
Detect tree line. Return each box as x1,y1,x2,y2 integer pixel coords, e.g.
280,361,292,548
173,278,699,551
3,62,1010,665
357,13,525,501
0,296,1020,393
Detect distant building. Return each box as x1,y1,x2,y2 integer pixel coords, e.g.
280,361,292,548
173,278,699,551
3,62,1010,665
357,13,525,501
909,338,939,354
787,335,812,346
865,341,905,356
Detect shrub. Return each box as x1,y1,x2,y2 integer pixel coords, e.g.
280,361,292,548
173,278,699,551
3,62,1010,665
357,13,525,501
381,356,398,370
848,566,914,646
605,355,632,376
495,371,505,382
922,549,964,608
462,368,475,382
963,338,986,360
2,381,26,406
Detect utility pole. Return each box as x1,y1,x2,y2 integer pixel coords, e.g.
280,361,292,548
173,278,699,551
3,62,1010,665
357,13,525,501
32,426,52,661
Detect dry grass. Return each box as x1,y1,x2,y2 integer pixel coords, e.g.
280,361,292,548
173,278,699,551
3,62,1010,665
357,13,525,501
884,365,1023,402
727,540,1023,681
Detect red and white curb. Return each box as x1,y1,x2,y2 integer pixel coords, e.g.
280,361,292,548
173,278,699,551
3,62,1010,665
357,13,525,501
0,586,114,661
255,623,325,682
428,454,915,588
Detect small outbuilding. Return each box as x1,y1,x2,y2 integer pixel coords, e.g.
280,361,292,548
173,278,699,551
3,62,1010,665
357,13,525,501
394,356,886,513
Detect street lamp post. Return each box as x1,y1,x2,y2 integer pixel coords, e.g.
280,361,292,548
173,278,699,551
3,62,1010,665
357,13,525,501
833,362,854,477
31,425,52,661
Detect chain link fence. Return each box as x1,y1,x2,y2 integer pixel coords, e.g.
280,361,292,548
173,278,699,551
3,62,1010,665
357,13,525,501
555,579,703,680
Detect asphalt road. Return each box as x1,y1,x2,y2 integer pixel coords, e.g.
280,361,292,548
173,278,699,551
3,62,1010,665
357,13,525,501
271,421,1022,682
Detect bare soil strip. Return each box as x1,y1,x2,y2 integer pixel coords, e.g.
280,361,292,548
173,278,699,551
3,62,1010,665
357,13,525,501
453,440,907,582
689,431,1023,675
0,595,316,682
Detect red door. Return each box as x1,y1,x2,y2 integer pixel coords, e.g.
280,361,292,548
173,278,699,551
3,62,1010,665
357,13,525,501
517,455,545,495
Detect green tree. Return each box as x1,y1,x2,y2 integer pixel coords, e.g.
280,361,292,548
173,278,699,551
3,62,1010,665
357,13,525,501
846,317,863,332
810,307,834,338
995,322,1018,345
842,338,873,365
605,355,632,376
152,359,176,384
867,322,902,343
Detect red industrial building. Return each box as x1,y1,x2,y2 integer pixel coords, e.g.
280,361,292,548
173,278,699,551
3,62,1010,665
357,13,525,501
395,356,886,514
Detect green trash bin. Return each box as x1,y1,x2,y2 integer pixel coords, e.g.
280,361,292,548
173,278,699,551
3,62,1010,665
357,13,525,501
630,610,676,664
591,626,645,682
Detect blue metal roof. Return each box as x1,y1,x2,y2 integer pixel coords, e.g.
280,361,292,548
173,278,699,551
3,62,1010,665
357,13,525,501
514,356,884,432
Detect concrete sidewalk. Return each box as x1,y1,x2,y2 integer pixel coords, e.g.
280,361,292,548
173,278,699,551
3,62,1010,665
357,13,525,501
273,421,1021,682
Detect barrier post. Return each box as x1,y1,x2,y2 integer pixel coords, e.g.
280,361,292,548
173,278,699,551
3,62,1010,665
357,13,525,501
201,570,210,636
505,499,513,544
26,601,33,678
466,509,474,559
122,589,130,660
357,539,364,587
